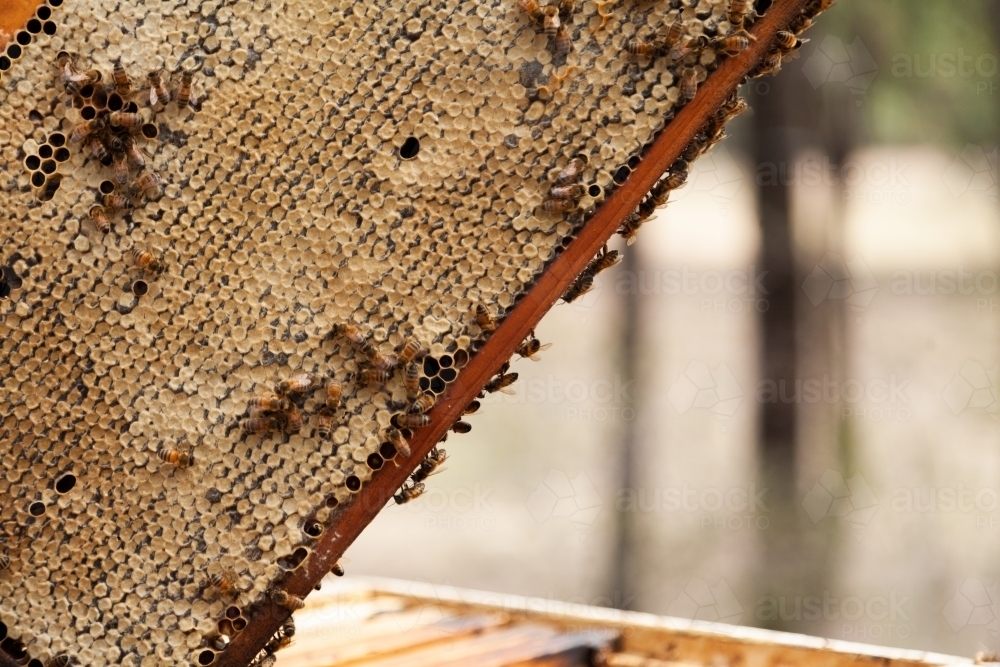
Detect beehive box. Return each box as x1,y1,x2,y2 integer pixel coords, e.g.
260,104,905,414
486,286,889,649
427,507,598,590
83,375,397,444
0,0,825,665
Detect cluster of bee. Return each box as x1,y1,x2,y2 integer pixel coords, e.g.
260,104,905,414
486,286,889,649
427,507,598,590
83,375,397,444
516,0,575,55
541,154,588,214
241,372,332,436
563,244,621,302
248,617,296,667
55,52,199,236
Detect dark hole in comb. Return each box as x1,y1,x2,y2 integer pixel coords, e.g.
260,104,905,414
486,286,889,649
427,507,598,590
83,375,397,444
440,367,458,382
755,0,772,12
325,495,339,508
107,94,124,111
430,377,447,394
346,475,361,492
30,172,46,188
48,132,66,147
613,165,631,184
92,88,108,108
225,606,240,620
287,547,308,568
124,101,139,113
38,144,52,159
231,617,247,631
27,660,42,667
25,155,40,171
99,180,116,194
6,44,23,60
217,619,234,636
454,349,469,367
142,123,159,139
36,5,51,19
628,155,641,169
439,354,453,368
80,106,96,120
0,283,9,300
42,21,56,35
79,83,95,98
28,109,43,122
48,0,64,6
198,650,215,665
379,441,398,459
40,159,57,175
400,136,420,159
26,19,41,33
132,280,148,296
418,376,430,392
54,147,70,162
16,32,30,46
29,501,45,516
0,622,6,641
422,356,440,376
2,639,27,660
588,184,602,197
55,473,76,493
0,56,10,70
366,453,384,470
304,522,323,537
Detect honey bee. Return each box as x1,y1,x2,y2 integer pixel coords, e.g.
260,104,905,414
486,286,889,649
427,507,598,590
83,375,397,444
558,0,574,16
516,0,543,21
326,380,343,410
619,213,643,245
112,59,133,95
270,588,305,611
264,631,293,655
590,244,621,275
549,183,584,200
714,34,752,55
626,38,658,57
451,420,472,434
248,395,289,413
113,152,129,185
243,416,280,434
542,198,576,213
670,34,708,62
666,161,690,190
680,67,698,104
387,428,412,457
411,447,448,484
542,5,560,34
135,169,164,201
409,393,436,414
283,404,303,433
56,52,94,94
102,194,134,213
176,70,196,110
45,655,71,667
749,50,782,78
0,553,10,571
110,111,143,129
331,322,366,346
562,272,594,301
85,136,109,162
208,569,240,599
404,363,421,400
126,138,147,170
132,247,163,274
147,70,170,106
716,94,748,124
363,343,397,371
727,0,757,31
331,561,345,577
774,30,806,53
475,304,497,332
484,366,518,394
90,205,111,234
157,447,195,468
316,409,334,439
392,413,431,429
281,618,296,638
69,116,107,144
663,17,685,48
554,25,571,55
394,481,425,505
974,652,998,665
554,154,587,185
516,335,552,361
396,338,424,367
360,368,392,385
464,400,481,414
276,373,316,396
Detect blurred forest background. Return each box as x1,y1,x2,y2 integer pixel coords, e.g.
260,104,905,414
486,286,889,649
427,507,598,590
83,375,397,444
349,0,1000,657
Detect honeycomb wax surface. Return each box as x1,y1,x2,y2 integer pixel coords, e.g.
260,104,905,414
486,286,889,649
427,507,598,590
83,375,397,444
0,0,736,663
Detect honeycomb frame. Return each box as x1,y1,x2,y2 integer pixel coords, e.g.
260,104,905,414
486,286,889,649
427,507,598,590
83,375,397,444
0,0,824,665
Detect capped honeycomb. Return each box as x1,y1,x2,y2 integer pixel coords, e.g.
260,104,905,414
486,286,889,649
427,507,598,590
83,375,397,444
0,0,824,664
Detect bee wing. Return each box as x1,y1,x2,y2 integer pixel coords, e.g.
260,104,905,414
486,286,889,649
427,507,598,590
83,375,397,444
149,87,159,106
526,343,553,360
425,466,448,478
498,386,517,395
